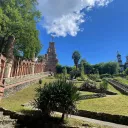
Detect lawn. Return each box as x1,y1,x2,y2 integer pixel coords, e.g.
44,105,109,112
1,77,128,116
78,82,128,116
114,77,128,86
0,78,55,112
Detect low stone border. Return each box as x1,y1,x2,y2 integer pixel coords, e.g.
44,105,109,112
4,74,49,97
108,80,128,95
77,110,128,125
79,88,117,95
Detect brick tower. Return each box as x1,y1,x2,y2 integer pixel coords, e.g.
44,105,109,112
44,42,58,73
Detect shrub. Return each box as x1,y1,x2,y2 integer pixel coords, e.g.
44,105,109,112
80,79,97,90
100,74,111,79
35,79,80,121
70,70,81,79
99,80,108,92
88,74,100,82
124,68,128,75
39,79,42,85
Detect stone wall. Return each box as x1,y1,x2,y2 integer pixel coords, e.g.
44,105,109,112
4,72,50,97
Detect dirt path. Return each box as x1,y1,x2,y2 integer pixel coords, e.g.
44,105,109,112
55,112,128,128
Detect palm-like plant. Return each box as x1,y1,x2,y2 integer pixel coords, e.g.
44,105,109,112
72,51,81,70
35,79,80,121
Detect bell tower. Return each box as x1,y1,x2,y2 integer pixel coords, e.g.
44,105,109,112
44,36,58,73
117,51,124,72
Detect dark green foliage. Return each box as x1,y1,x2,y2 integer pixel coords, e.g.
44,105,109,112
88,74,101,82
100,74,112,79
56,64,63,74
35,79,80,121
93,62,119,75
72,51,81,70
0,0,41,58
39,79,42,85
124,68,128,75
80,61,119,75
80,79,97,90
62,67,67,76
80,62,85,80
56,64,73,74
38,55,44,62
70,70,81,79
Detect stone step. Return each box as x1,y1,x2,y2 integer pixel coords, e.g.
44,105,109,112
0,119,17,125
0,111,3,117
0,124,15,128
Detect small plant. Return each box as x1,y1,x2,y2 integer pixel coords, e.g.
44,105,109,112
35,79,80,121
80,79,97,90
99,79,108,92
39,79,42,85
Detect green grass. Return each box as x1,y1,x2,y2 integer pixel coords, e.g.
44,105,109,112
1,77,128,116
77,79,128,116
77,95,128,116
107,84,121,95
0,78,56,112
114,77,128,86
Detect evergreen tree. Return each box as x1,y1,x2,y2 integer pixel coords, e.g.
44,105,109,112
72,51,81,70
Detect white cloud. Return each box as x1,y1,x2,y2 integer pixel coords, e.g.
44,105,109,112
37,0,113,37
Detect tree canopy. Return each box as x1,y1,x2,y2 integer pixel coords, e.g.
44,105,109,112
0,0,41,58
72,51,81,70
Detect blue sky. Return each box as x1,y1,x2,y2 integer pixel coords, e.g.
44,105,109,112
37,0,128,66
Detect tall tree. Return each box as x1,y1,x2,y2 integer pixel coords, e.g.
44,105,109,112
72,51,81,70
0,0,41,58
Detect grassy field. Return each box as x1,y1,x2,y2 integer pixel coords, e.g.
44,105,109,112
78,81,128,116
114,77,128,86
0,78,55,112
0,77,128,116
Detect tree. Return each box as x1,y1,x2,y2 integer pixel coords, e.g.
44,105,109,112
80,62,85,80
56,64,63,74
80,59,86,65
62,67,67,77
124,68,128,75
72,51,81,70
0,0,41,58
38,55,44,62
35,79,80,121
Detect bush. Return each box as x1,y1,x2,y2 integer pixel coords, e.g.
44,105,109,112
70,70,81,79
80,79,97,90
99,80,108,92
124,68,128,75
88,74,101,82
35,79,80,121
100,74,111,79
39,79,42,84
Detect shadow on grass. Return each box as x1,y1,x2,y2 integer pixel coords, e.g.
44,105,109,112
15,109,79,128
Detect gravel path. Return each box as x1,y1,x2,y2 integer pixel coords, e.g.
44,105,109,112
55,112,128,128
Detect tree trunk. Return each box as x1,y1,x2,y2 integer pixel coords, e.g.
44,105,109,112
76,64,78,70
61,113,65,122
